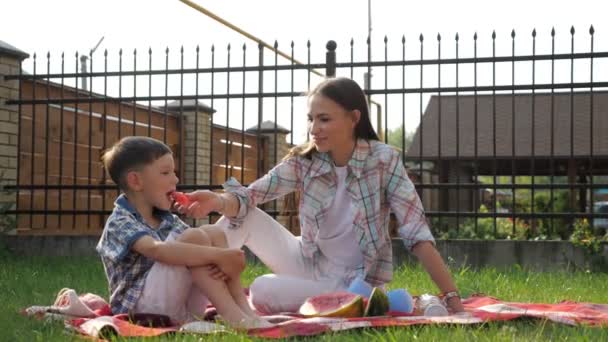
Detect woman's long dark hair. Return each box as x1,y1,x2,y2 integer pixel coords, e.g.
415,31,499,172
281,78,379,217
284,77,379,160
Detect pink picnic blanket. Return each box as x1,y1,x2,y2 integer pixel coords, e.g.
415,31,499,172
22,290,608,339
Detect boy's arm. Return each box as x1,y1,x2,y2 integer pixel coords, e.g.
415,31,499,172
132,235,244,272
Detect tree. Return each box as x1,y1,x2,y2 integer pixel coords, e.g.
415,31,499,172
386,125,414,151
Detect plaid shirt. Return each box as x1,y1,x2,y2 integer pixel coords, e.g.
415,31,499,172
224,139,434,286
96,194,189,314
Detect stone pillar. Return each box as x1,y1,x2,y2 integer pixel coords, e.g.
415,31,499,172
247,121,293,229
0,41,28,234
164,100,215,225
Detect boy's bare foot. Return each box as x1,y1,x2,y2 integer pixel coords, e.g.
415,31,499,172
216,315,274,330
238,317,274,329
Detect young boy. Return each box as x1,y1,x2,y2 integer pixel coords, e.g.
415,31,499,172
96,136,270,328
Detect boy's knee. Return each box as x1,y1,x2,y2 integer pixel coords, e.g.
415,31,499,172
177,228,211,246
200,225,228,248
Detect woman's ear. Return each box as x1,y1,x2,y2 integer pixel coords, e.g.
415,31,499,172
126,170,143,192
352,109,361,128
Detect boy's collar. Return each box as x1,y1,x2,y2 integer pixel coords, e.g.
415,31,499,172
115,193,174,222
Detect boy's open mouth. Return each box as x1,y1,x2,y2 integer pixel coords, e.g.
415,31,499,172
167,190,176,202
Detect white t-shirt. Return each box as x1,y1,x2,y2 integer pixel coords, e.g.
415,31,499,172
316,166,364,268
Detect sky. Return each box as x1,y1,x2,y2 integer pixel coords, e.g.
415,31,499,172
3,0,607,143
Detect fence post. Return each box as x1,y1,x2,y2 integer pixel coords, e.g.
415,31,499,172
256,43,264,179
325,40,337,77
0,41,28,234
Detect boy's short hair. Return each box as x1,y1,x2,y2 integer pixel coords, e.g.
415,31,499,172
101,136,172,191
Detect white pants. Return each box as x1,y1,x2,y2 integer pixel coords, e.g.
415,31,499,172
134,233,210,324
217,208,352,314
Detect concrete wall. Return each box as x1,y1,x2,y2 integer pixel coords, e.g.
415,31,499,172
5,236,606,272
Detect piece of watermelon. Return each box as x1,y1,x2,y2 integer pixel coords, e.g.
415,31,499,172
299,291,364,318
171,191,191,207
363,287,389,317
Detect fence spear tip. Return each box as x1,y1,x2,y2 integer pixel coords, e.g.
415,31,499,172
532,28,537,37
589,25,595,35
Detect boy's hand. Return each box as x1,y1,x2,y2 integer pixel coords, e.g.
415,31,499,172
206,264,229,281
174,190,223,219
215,248,246,279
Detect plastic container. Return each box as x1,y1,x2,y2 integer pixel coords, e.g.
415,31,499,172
386,288,414,314
346,276,374,298
415,294,449,316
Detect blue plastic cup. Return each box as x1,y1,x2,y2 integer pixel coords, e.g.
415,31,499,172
387,288,414,313
347,277,373,298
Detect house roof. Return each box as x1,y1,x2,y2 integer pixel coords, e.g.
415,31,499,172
246,120,291,134
0,40,29,60
162,100,216,114
406,92,608,159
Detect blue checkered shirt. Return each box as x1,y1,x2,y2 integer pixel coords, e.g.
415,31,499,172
96,194,189,314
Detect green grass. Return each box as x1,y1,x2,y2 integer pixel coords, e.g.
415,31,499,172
2,253,608,341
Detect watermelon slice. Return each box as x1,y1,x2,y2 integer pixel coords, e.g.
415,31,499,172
363,287,389,317
299,291,364,318
171,191,191,207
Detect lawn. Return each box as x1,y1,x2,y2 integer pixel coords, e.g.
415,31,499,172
2,252,608,341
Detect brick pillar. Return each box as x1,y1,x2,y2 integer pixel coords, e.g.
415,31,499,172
164,100,215,226
0,41,28,234
247,120,292,228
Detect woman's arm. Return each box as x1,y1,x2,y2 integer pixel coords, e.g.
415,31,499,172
411,241,465,312
180,157,303,219
384,149,464,312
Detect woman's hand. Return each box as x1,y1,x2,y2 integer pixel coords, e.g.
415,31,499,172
174,190,223,219
445,296,465,313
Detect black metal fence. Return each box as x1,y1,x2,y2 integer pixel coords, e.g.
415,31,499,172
6,26,608,239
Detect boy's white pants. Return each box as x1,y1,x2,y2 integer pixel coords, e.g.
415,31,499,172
134,232,210,324
217,208,352,314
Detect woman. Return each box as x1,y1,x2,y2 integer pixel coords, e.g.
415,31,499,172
179,77,464,314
